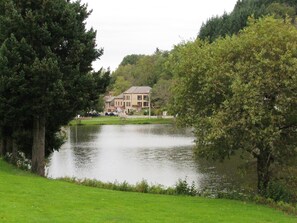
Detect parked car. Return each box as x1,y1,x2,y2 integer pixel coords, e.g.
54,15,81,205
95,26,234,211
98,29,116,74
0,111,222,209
105,112,118,116
86,111,100,117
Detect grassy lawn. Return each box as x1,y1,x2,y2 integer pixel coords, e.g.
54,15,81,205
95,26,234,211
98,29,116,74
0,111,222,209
0,159,296,222
69,116,174,125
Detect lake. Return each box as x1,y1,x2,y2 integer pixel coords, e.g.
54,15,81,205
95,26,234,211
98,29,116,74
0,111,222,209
46,124,256,190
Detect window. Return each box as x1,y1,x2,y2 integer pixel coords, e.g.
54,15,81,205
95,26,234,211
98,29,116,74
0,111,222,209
137,102,142,107
126,102,131,107
143,95,148,101
143,102,148,107
137,95,142,100
125,95,130,100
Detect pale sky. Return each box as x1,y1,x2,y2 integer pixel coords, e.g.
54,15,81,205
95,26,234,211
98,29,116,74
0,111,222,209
80,0,238,71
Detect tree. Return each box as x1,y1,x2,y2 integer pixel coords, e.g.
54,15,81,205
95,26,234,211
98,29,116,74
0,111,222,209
112,76,132,96
0,0,108,176
172,17,297,195
119,54,145,66
266,2,296,21
151,79,173,109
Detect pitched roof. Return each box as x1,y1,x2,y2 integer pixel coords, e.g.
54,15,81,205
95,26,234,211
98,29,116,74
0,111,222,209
105,96,114,102
114,93,124,99
123,86,152,94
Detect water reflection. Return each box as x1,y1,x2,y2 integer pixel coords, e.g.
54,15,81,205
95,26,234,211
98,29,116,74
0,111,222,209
47,124,256,189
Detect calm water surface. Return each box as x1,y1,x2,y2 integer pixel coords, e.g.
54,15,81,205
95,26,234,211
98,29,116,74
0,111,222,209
47,124,256,189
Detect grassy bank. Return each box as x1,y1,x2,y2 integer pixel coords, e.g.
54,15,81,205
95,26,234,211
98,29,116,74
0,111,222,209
0,159,296,222
69,116,174,125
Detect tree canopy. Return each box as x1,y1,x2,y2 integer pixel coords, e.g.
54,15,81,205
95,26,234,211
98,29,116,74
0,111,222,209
172,17,297,194
0,0,109,175
198,0,296,42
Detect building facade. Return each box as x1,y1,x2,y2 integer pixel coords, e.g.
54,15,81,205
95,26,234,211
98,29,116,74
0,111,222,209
123,86,151,112
114,93,124,112
104,86,152,113
104,96,115,112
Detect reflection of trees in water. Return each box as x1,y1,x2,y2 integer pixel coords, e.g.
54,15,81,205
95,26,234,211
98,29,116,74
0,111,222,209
72,146,94,169
69,126,102,171
133,124,193,137
69,125,102,143
135,146,193,163
194,152,257,192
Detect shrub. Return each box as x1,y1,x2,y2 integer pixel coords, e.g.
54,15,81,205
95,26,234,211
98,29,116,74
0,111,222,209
175,178,197,196
118,181,132,191
4,151,31,170
128,110,134,115
135,180,149,193
60,177,198,196
265,181,292,203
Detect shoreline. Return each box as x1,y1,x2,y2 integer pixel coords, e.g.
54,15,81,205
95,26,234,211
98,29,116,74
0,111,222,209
69,116,175,126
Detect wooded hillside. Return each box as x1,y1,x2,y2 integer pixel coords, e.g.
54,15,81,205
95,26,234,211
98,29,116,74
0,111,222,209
198,0,297,42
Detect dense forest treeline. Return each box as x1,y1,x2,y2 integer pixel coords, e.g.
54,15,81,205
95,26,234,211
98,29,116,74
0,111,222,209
199,0,297,41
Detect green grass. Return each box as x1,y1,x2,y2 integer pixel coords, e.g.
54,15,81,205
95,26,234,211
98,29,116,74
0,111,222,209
69,116,174,125
0,159,296,222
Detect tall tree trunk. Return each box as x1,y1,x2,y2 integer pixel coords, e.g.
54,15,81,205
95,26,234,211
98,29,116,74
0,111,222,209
12,138,18,164
32,116,45,176
257,149,272,195
6,135,12,154
0,137,5,156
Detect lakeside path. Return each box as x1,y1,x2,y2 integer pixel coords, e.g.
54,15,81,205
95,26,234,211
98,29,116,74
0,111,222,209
0,159,296,222
69,116,175,125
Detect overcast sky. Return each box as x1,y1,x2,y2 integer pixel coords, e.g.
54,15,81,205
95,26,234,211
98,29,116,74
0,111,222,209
80,0,238,71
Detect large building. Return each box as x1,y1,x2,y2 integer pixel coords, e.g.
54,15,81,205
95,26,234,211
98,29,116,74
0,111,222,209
123,86,151,112
104,86,152,113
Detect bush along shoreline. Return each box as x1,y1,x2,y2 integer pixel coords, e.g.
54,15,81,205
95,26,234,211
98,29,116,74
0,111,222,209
61,177,297,216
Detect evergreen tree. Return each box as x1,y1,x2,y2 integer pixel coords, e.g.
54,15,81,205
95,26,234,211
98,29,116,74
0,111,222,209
0,0,109,176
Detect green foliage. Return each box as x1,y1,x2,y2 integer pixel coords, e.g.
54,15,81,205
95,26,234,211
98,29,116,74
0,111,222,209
112,75,132,96
172,17,297,195
265,181,292,202
119,54,145,66
252,195,297,216
198,0,297,42
175,178,197,196
135,180,150,193
266,2,296,20
95,95,105,112
62,178,177,195
151,79,173,109
0,0,110,170
274,165,297,201
65,177,197,197
217,189,254,201
127,110,134,116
